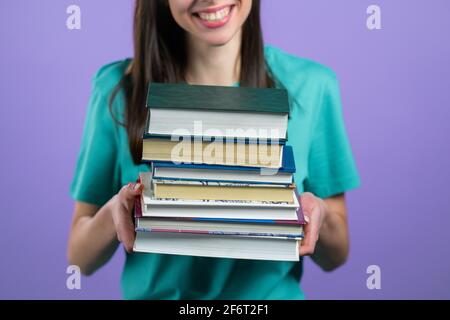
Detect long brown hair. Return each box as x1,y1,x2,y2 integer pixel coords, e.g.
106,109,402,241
111,0,273,164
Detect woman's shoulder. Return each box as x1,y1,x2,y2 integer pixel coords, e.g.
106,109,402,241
264,45,339,101
264,45,337,83
86,59,131,123
91,58,132,95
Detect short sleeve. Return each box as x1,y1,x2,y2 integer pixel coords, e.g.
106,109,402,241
70,73,121,206
304,72,360,198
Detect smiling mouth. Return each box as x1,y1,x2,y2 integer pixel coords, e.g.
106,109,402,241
193,5,234,26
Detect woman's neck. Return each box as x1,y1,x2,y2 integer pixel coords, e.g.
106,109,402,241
185,31,241,86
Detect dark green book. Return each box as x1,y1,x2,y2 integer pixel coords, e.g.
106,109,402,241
147,82,290,113
145,83,290,142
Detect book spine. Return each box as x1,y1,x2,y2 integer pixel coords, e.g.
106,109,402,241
150,198,293,206
153,179,295,188
135,227,303,239
151,161,294,174
194,218,303,225
152,176,292,186
137,217,303,225
293,188,306,225
142,134,286,145
134,198,142,218
134,177,143,218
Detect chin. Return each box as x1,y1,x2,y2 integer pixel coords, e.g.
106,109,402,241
200,32,236,47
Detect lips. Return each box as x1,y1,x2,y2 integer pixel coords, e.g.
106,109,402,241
193,5,234,29
197,6,231,22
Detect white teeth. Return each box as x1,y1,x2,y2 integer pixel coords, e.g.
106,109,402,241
198,6,231,22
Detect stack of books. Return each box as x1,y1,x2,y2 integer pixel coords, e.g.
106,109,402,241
133,83,305,261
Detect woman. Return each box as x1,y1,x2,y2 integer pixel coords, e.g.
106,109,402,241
68,0,360,299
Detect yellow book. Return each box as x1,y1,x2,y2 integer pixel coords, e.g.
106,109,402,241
142,138,283,169
153,180,295,203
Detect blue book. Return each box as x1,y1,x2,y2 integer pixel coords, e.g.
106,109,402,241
149,145,296,185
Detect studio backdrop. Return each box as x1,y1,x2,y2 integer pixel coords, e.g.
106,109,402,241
0,0,449,299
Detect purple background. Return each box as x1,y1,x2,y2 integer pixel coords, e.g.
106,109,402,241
1,0,449,299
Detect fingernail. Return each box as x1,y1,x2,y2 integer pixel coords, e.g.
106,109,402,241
133,183,142,191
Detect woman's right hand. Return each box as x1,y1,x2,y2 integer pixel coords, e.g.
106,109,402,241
110,182,143,253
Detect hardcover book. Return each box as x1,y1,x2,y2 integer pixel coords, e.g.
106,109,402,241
145,82,290,141
142,137,284,168
132,82,301,262
137,172,300,220
133,232,300,261
152,179,296,203
134,204,305,239
151,145,296,185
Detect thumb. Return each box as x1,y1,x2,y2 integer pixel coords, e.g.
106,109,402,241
119,183,143,202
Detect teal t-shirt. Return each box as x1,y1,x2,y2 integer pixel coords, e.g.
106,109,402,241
70,45,360,299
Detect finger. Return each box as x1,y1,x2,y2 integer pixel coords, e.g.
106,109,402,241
300,192,314,200
299,192,315,212
299,240,316,256
299,211,320,256
119,183,143,202
113,210,136,253
300,229,317,256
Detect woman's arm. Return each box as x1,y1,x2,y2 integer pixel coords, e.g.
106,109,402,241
67,183,143,275
67,201,118,276
299,192,349,271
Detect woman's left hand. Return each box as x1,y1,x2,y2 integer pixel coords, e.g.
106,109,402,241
298,192,328,256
